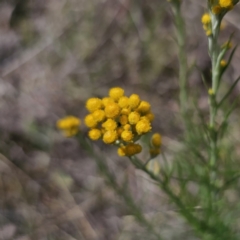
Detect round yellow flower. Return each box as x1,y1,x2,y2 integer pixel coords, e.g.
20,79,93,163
129,94,140,109
118,96,129,108
119,115,128,125
105,102,120,118
137,101,151,113
125,143,142,156
123,124,131,131
92,109,105,122
201,13,211,25
102,97,114,107
57,116,80,130
220,60,227,67
151,133,162,148
88,129,101,140
128,111,140,125
136,119,151,135
86,98,102,113
84,114,97,128
212,5,222,14
121,130,133,142
103,130,118,144
102,119,117,131
219,0,233,8
109,87,124,101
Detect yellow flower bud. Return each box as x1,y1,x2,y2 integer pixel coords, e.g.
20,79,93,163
151,133,162,148
129,94,140,109
121,130,133,142
128,111,140,125
123,124,131,131
92,109,105,122
56,116,81,137
102,119,117,131
119,115,128,125
103,130,118,144
84,114,97,128
102,97,114,107
124,143,142,156
118,96,129,108
105,102,120,118
201,13,211,25
220,60,227,67
212,5,222,14
219,0,233,9
109,87,124,101
137,101,151,113
136,119,151,135
88,129,101,140
86,98,102,113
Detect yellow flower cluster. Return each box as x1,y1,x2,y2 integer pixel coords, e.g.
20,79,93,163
211,0,233,14
84,87,154,156
149,133,162,157
57,116,81,137
201,13,212,36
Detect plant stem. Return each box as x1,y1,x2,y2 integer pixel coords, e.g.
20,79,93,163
172,2,188,122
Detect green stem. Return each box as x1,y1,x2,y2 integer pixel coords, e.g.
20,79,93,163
172,2,188,121
78,135,162,240
129,156,217,236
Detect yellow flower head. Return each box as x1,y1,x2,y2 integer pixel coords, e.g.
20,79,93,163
109,87,124,101
88,129,101,140
92,109,105,122
136,119,151,135
128,111,140,125
124,143,142,156
220,59,227,67
137,101,151,113
201,13,211,25
103,130,118,144
105,102,120,118
212,5,222,14
119,115,128,125
129,94,140,109
123,124,131,131
57,116,80,130
118,96,129,108
219,0,233,8
121,130,133,142
151,133,162,148
56,116,81,137
86,98,102,113
102,97,115,107
102,119,117,131
84,114,97,128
